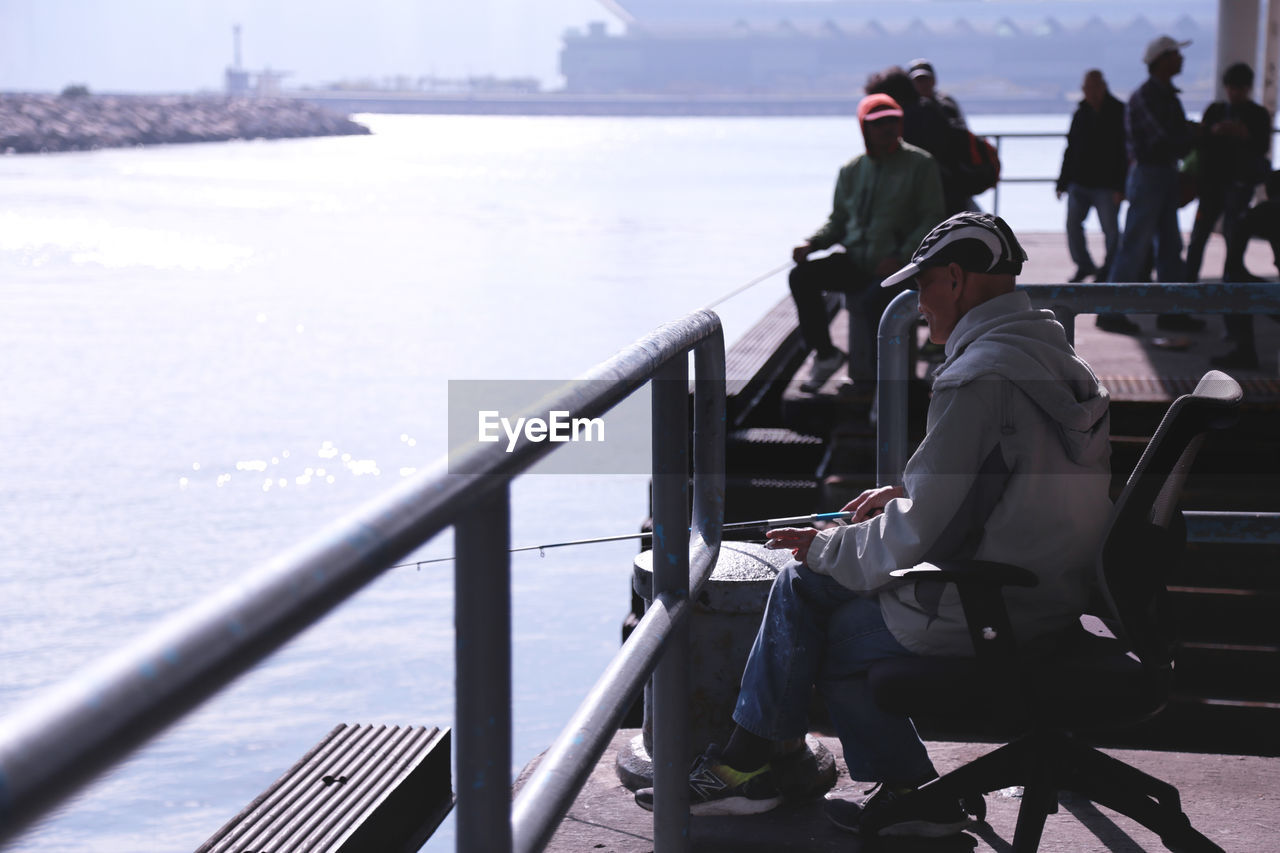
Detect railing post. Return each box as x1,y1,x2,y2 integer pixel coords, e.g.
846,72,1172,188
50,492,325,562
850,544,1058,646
455,484,513,853
876,290,921,487
1055,306,1077,345
651,360,691,852
992,134,1003,217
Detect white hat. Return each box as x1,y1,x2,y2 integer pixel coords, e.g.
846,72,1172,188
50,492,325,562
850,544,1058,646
1143,35,1190,66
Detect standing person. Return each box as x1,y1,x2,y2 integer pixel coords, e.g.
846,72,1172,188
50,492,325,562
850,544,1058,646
1239,169,1280,277
788,93,945,392
1057,70,1127,282
908,59,967,130
1184,62,1271,284
1218,170,1280,368
1100,35,1199,336
635,214,1113,839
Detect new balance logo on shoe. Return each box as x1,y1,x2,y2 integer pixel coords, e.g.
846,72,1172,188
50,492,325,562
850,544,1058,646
633,748,784,816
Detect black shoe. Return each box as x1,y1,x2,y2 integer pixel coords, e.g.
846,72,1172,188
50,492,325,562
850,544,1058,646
823,794,865,833
1156,314,1207,332
1224,267,1267,283
1096,314,1142,335
634,746,782,816
1210,348,1260,370
824,782,971,838
769,740,836,800
1069,266,1095,283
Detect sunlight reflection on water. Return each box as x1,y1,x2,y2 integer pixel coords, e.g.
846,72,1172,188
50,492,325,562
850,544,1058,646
0,112,1097,851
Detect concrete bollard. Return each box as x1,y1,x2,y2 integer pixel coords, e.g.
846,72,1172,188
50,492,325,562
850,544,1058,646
615,540,836,798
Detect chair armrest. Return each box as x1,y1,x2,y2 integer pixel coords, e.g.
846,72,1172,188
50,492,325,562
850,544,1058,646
890,560,1039,660
890,560,1038,587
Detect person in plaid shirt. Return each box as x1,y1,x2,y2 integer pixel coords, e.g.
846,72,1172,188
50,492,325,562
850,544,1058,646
1098,36,1200,336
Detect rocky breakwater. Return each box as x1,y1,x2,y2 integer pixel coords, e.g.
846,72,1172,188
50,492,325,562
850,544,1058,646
0,93,370,154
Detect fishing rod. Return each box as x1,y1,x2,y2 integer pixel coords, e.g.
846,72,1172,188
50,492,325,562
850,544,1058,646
398,258,832,573
395,511,853,569
702,260,795,310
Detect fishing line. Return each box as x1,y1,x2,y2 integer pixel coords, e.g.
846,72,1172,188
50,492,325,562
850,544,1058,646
394,510,853,570
398,259,824,572
701,260,795,310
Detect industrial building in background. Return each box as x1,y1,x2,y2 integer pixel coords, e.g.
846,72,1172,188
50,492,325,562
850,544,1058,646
560,1,1215,111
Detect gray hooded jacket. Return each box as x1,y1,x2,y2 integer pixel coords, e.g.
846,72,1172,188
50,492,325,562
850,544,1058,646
807,290,1112,654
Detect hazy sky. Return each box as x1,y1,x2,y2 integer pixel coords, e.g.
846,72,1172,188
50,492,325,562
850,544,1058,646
0,0,615,93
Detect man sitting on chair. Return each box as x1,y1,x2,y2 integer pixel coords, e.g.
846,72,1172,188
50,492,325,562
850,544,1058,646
637,213,1113,839
790,93,946,392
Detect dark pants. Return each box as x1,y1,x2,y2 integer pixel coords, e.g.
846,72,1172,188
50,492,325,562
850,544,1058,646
1242,200,1280,270
788,253,892,377
1220,200,1280,355
1185,181,1255,281
1065,184,1121,279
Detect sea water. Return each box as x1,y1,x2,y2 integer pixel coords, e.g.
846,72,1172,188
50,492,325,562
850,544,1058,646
0,113,1106,851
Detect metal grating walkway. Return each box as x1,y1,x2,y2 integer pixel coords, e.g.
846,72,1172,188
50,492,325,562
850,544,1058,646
1101,375,1280,403
197,724,452,853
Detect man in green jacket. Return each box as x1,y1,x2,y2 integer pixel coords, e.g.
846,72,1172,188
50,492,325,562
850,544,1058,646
791,93,946,392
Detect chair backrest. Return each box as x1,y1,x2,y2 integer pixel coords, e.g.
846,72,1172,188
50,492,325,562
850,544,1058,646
1096,371,1243,672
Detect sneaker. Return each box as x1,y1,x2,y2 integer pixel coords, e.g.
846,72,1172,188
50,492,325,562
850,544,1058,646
1069,266,1095,283
824,782,970,838
799,349,845,393
1095,314,1142,335
633,747,782,816
769,739,837,800
823,793,865,832
1155,314,1206,332
1224,267,1267,283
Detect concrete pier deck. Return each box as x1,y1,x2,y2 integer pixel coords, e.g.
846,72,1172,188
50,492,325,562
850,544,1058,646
529,730,1280,852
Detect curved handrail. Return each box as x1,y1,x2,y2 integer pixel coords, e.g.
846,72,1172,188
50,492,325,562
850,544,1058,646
0,309,727,853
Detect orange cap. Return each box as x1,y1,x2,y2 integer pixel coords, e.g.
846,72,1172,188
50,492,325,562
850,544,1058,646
858,93,904,124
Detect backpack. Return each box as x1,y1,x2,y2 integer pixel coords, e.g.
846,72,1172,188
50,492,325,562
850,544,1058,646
955,131,1001,196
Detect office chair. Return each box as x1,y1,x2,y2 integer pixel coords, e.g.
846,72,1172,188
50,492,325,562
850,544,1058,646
861,370,1241,852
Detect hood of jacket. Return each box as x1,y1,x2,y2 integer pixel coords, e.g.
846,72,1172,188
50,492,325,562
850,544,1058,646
932,290,1110,462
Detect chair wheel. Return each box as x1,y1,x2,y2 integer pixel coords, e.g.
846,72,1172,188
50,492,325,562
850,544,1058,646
961,793,986,822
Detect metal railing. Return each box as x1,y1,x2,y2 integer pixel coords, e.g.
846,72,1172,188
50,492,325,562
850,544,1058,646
981,127,1280,218
984,131,1066,218
875,281,1280,485
0,309,727,853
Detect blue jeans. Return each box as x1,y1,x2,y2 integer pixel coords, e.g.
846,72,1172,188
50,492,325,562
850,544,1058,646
1066,184,1121,278
732,563,937,784
1107,163,1189,283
